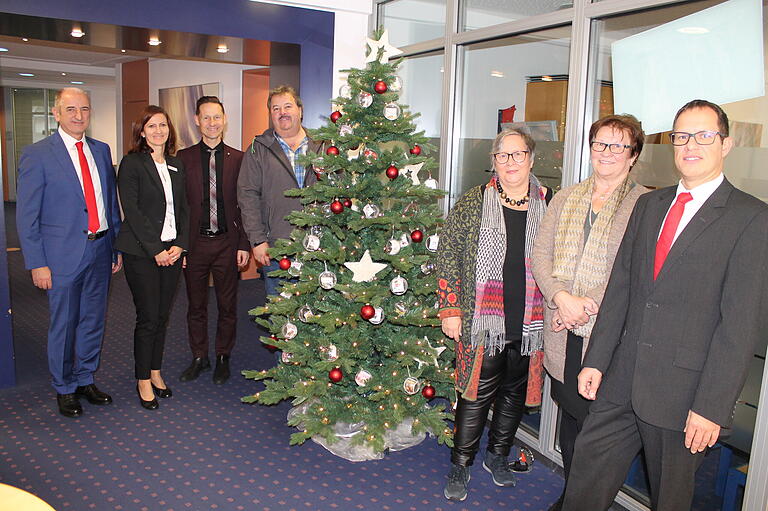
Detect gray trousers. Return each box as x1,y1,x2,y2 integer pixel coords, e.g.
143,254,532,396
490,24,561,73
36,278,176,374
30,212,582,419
563,398,706,511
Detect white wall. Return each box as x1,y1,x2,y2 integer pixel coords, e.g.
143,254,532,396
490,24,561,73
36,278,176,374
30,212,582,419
148,59,260,150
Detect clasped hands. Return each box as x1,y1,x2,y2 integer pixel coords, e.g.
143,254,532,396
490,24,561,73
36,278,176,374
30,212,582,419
551,291,599,332
154,246,183,266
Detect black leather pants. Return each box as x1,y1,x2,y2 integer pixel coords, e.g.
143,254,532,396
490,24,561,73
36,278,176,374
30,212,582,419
451,338,529,466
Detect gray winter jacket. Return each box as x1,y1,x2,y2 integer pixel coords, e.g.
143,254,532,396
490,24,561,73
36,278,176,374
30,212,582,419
237,128,323,247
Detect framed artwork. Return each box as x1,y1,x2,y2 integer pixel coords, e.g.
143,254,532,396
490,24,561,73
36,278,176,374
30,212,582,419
159,82,221,150
500,120,559,142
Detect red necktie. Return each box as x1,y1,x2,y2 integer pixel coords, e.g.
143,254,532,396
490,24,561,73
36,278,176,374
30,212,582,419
653,192,692,280
75,141,100,234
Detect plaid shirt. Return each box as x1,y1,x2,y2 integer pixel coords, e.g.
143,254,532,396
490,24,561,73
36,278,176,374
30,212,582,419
274,133,310,188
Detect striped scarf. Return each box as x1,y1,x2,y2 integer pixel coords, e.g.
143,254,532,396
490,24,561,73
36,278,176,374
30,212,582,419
552,175,634,338
471,175,546,356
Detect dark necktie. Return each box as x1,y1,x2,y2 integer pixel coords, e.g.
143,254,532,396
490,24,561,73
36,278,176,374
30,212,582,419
654,192,693,279
75,141,100,233
208,148,218,232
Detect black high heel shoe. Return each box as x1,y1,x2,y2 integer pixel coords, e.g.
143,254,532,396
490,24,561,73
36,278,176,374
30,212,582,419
136,384,159,410
152,383,172,399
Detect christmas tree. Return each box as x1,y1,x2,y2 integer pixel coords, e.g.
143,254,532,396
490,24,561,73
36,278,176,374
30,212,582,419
242,29,454,459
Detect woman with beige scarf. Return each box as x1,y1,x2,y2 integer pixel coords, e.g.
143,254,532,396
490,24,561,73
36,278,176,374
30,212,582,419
531,114,649,511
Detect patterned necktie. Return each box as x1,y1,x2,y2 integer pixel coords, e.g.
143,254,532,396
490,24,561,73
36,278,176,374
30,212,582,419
75,141,100,233
653,192,693,280
208,148,218,232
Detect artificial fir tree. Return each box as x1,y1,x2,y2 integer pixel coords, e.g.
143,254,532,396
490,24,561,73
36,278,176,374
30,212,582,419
242,29,454,458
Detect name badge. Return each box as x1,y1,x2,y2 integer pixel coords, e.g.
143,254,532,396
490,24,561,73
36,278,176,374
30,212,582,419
168,165,178,172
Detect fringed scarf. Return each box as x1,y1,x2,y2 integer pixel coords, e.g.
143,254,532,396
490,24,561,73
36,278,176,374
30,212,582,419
551,175,634,338
471,174,546,356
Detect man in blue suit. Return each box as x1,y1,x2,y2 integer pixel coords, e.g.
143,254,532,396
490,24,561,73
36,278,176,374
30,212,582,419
16,87,122,418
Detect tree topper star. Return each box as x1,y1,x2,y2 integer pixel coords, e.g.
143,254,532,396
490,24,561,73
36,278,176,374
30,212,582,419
344,250,387,283
365,30,403,64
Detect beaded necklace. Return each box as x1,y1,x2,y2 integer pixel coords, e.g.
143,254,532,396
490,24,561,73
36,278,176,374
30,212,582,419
496,179,529,206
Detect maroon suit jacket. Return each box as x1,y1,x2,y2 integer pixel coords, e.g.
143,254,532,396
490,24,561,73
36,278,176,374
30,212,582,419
177,141,250,254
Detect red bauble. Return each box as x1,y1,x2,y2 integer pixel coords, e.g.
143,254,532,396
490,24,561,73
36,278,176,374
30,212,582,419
360,304,376,320
386,165,399,180
278,257,292,270
330,111,342,123
422,385,436,399
374,80,388,94
342,198,353,208
410,229,424,243
330,200,344,214
409,145,422,156
326,145,340,156
329,368,343,383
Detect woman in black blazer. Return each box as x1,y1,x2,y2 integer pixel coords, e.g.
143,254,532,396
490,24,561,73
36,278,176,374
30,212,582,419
115,105,189,410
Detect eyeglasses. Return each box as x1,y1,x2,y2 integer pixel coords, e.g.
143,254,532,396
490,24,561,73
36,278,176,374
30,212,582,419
668,131,723,146
590,141,631,154
493,151,529,164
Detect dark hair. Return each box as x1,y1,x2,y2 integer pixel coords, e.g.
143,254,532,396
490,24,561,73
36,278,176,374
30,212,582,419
673,99,729,137
267,85,302,111
589,114,645,160
489,129,536,170
196,95,225,115
128,105,177,156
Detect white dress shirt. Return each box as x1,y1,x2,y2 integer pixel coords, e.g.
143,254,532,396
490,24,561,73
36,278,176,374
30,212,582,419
58,127,108,233
658,173,724,245
154,160,177,242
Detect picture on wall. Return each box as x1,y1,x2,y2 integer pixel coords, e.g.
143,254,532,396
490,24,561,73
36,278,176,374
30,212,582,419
159,82,221,150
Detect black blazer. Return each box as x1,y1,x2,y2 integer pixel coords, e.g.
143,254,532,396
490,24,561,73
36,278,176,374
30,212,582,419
115,152,190,258
177,142,249,254
585,178,768,431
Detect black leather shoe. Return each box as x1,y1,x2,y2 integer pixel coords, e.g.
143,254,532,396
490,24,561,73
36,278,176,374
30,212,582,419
136,384,159,410
152,383,172,398
179,357,211,382
212,355,230,385
57,393,83,418
75,384,113,405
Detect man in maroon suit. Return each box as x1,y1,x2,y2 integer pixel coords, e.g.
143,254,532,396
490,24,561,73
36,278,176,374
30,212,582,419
178,96,250,384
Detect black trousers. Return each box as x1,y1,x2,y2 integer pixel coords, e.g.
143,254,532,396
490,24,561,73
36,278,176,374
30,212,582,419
452,338,529,466
123,252,182,379
562,398,706,511
183,235,239,358
550,332,592,483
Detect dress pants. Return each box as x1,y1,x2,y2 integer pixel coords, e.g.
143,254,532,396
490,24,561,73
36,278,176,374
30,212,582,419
550,332,591,483
452,338,529,466
562,398,706,511
183,235,238,358
46,235,112,394
123,251,182,379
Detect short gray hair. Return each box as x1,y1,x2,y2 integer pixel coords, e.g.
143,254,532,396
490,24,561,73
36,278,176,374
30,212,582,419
54,87,89,110
489,129,536,170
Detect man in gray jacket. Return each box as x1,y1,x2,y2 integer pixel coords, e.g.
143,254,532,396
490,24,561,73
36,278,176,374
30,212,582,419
237,85,322,295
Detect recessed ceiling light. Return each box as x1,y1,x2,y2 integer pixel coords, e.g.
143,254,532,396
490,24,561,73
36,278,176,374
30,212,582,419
0,47,8,52
542,75,553,81
677,26,709,35
490,70,504,78
217,44,229,54
19,72,34,77
148,37,161,46
71,28,85,38
70,81,84,85
21,38,29,42
61,72,67,76
121,49,126,53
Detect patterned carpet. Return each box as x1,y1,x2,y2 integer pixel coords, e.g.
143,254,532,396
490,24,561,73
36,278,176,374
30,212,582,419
0,203,565,511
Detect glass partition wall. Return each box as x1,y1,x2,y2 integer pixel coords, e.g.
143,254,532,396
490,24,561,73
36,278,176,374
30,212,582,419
377,1,768,510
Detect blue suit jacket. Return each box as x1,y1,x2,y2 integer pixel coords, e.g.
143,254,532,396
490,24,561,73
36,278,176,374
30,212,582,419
16,132,121,275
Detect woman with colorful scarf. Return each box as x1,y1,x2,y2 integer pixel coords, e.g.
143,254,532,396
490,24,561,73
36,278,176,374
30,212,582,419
436,129,551,501
531,114,648,511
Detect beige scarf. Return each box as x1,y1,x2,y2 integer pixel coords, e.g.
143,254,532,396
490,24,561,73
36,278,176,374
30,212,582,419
551,175,634,338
